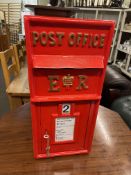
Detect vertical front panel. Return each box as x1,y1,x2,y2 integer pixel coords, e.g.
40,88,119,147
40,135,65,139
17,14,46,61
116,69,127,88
33,102,91,157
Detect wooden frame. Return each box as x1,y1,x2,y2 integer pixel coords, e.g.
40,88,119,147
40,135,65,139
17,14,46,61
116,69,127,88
0,48,18,87
12,43,24,73
0,47,22,109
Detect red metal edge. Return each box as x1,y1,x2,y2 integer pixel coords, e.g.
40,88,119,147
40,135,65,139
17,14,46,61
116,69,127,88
35,149,89,159
31,94,101,102
32,55,104,69
24,15,115,28
84,101,100,152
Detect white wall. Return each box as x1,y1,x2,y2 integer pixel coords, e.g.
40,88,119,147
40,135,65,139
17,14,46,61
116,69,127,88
23,0,37,5
0,0,37,4
0,0,21,3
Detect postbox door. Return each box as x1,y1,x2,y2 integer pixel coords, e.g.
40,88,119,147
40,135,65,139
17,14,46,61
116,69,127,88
32,55,103,157
40,101,91,156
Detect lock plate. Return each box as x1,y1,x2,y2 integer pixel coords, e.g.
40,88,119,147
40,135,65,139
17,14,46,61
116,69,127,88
43,132,50,157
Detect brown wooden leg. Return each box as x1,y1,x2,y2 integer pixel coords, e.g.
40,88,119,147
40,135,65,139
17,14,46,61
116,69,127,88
7,94,22,111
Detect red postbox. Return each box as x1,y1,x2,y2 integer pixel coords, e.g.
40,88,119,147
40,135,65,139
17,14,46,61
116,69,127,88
24,16,114,159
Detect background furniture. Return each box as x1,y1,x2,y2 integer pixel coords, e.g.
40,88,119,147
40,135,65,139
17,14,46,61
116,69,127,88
25,5,77,17
0,10,9,51
0,46,29,110
6,65,29,110
113,8,131,78
0,103,130,174
111,95,131,129
13,42,25,73
101,65,131,108
0,48,18,88
0,34,9,51
0,47,20,109
0,3,21,44
20,39,26,57
71,0,125,8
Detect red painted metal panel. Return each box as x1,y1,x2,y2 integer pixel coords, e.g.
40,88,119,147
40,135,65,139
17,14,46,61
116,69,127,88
32,55,104,68
24,16,115,159
32,69,102,96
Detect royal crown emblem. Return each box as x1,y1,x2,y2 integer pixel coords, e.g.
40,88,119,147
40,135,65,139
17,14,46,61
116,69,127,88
63,74,74,87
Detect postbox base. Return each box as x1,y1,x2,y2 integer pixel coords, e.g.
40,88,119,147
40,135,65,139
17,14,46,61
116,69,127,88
35,149,90,159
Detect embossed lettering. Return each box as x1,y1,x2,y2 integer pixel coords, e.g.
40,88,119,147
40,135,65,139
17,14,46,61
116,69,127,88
82,34,88,47
92,34,99,47
99,34,105,48
89,34,93,47
32,32,39,46
48,32,56,46
76,75,88,90
68,33,76,46
40,32,48,46
76,33,82,46
56,32,65,46
48,76,60,92
32,31,106,48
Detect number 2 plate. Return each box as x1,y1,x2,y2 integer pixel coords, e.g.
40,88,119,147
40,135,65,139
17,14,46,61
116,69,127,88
62,104,71,114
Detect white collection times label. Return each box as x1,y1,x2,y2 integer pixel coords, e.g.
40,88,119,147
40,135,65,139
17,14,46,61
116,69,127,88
55,117,75,142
